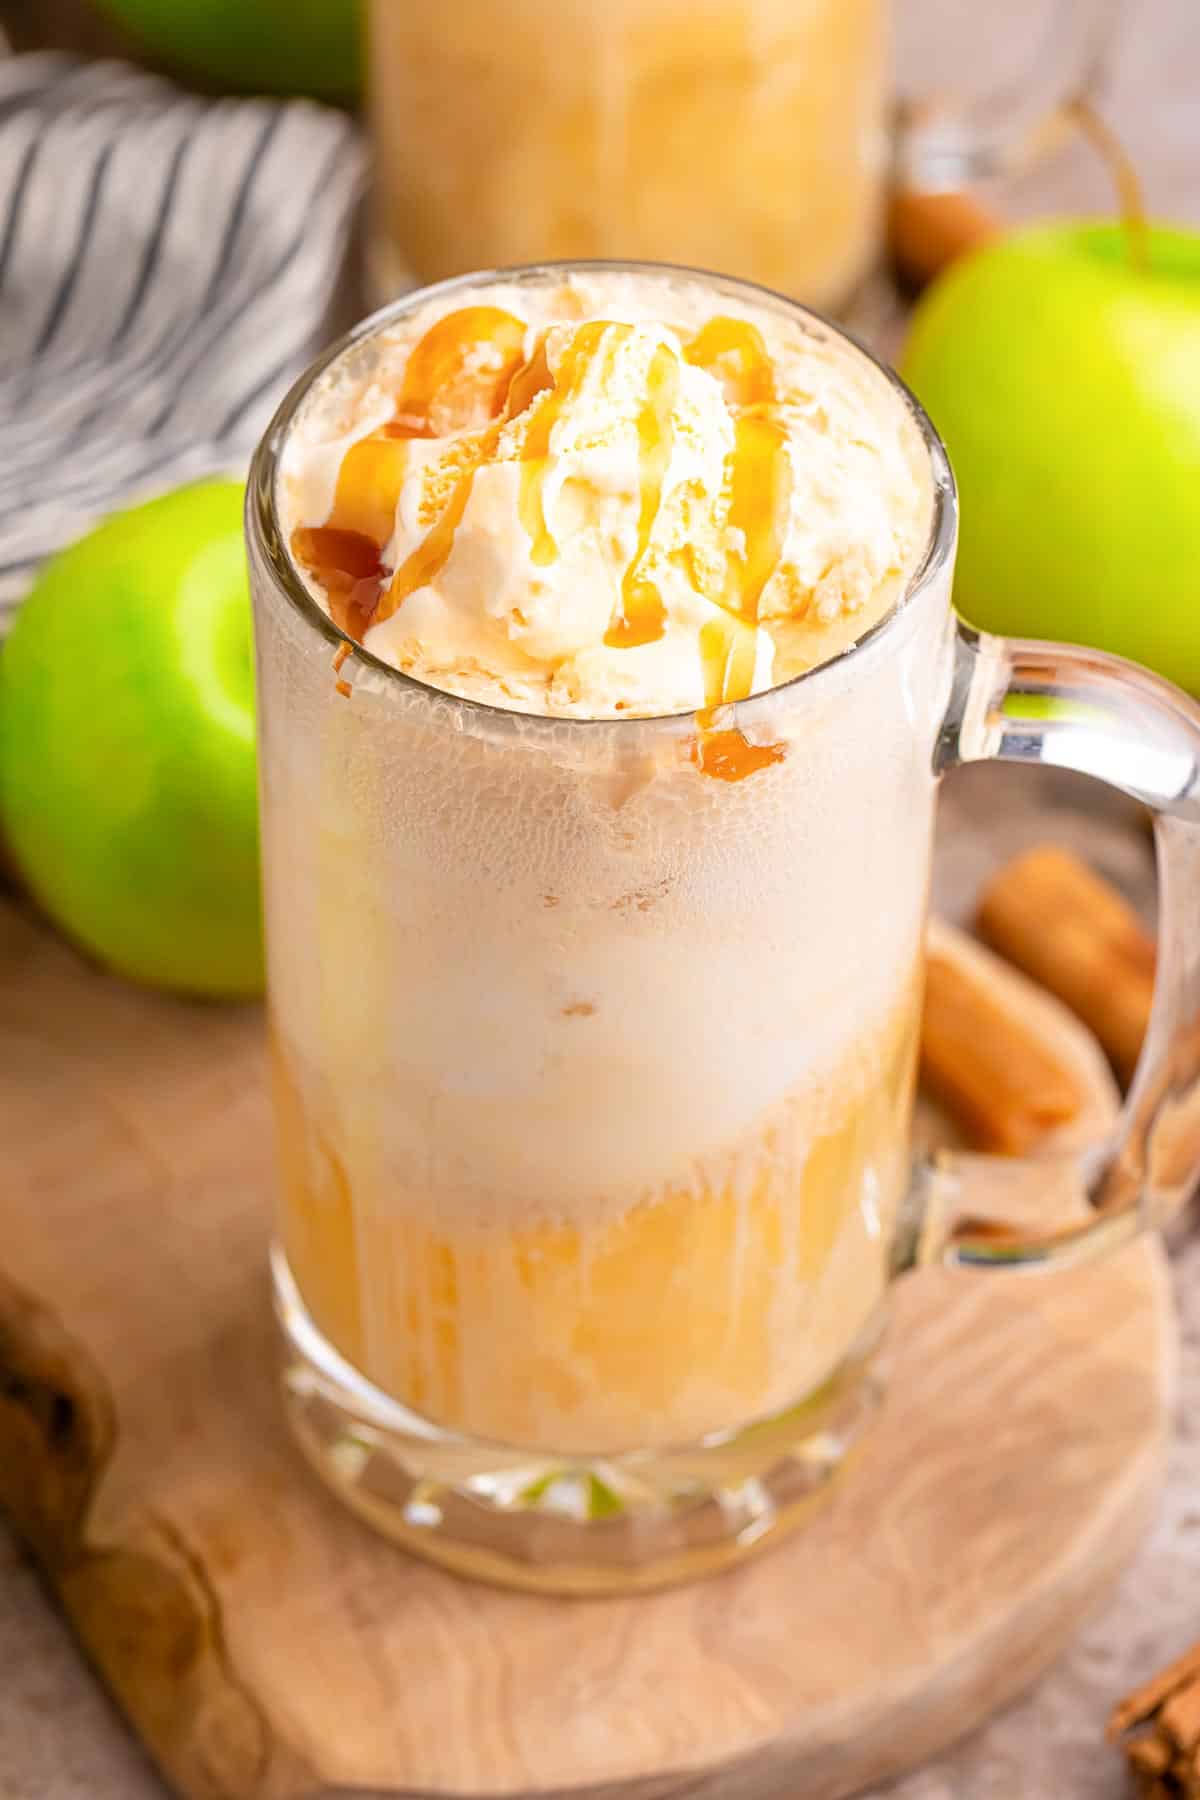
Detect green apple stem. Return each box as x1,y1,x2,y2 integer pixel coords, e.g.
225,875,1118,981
1064,98,1149,275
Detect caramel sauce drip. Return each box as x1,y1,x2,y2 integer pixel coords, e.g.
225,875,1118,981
519,322,677,649
698,615,759,714
386,305,527,438
685,316,775,411
290,440,409,639
724,413,794,626
290,309,529,639
374,337,554,629
686,315,791,628
685,316,792,779
693,612,782,784
374,454,482,624
296,305,792,784
328,435,410,546
505,335,553,421
518,321,629,567
689,731,787,783
604,342,680,650
291,525,388,641
289,309,527,639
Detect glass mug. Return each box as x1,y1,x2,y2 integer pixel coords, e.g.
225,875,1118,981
246,263,1200,1595
366,0,1115,314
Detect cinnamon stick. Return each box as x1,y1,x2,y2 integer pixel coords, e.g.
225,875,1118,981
1110,1640,1200,1798
1112,1645,1200,1740
920,946,1085,1154
1128,1734,1172,1777
976,847,1155,1087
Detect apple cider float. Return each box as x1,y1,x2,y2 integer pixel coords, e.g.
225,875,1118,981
250,265,950,1582
366,0,889,311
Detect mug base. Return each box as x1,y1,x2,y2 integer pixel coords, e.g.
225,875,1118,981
272,1246,887,1596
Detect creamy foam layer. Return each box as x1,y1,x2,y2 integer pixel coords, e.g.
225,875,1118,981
258,575,952,1238
280,270,932,718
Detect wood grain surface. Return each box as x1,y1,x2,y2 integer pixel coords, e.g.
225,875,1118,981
0,894,1173,1800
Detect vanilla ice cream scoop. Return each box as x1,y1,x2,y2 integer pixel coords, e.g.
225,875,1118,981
282,271,932,718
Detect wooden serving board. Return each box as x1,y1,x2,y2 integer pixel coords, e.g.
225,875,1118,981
0,898,1173,1800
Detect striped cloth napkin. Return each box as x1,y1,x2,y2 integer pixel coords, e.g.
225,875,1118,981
0,52,366,628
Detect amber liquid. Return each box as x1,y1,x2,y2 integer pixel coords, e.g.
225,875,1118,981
367,0,889,314
272,984,919,1454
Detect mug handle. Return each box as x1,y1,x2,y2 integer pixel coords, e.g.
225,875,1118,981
896,0,1121,192
897,624,1200,1273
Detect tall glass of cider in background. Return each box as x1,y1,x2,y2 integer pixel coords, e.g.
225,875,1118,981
367,0,888,313
365,0,1123,319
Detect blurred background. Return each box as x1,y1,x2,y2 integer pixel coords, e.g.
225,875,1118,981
4,0,1198,287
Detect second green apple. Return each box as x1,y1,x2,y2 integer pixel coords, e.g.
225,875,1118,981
0,481,262,998
903,221,1200,695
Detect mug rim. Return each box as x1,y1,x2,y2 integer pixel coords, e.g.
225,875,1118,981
246,258,959,735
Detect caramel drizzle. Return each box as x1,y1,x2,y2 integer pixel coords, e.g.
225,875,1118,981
518,322,679,650
684,316,776,411
518,321,629,567
290,523,388,642
692,612,783,784
604,342,680,649
291,307,530,639
724,412,793,629
685,317,791,779
328,435,411,546
689,731,786,783
386,305,527,438
295,306,795,784
698,615,760,718
374,455,481,624
506,336,554,424
685,319,792,725
375,339,554,628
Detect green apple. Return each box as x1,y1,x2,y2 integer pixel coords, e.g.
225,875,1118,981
902,222,1200,695
93,0,361,101
0,481,263,998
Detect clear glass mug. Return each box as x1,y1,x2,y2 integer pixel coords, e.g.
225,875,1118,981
366,0,1116,314
246,263,1200,1595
